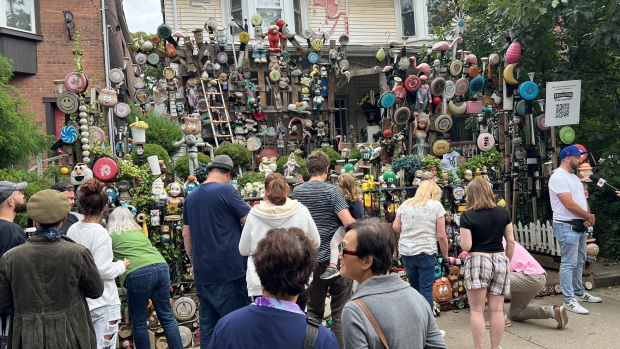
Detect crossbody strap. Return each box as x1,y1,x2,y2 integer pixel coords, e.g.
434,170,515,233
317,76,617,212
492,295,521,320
354,299,390,349
302,317,321,349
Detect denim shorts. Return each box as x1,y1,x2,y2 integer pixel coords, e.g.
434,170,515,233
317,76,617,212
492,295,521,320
91,305,121,349
464,253,510,295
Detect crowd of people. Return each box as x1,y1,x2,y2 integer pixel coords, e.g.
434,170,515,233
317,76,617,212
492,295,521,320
0,145,606,349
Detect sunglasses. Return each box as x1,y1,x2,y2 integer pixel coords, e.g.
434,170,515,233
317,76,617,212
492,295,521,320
339,244,358,256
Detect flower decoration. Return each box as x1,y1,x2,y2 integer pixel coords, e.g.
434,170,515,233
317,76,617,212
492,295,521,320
451,16,469,37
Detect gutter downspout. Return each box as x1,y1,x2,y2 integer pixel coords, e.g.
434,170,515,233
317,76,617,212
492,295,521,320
172,0,179,31
102,0,115,155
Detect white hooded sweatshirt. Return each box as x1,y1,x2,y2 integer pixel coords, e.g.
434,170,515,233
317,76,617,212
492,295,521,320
239,198,320,296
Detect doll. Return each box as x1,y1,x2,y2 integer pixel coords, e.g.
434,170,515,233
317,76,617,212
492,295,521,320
167,182,185,206
413,111,430,155
415,75,430,111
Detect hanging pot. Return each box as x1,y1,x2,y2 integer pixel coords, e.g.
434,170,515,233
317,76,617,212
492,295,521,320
63,72,89,94
430,77,446,97
454,78,469,96
114,103,131,118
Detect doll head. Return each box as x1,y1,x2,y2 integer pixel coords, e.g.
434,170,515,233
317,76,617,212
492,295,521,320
168,182,184,197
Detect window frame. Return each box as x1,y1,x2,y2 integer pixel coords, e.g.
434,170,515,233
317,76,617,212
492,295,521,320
221,0,307,35
395,0,430,41
1,0,37,34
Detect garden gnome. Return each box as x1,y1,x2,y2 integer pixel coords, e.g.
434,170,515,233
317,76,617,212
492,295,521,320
151,177,168,204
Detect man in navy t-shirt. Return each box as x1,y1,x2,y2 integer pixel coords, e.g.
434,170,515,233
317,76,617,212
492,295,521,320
183,155,251,346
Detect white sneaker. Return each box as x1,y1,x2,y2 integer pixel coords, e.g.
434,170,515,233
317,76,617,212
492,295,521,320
439,330,446,338
576,291,602,303
564,298,589,315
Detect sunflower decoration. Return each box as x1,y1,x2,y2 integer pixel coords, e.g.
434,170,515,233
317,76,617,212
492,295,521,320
167,202,180,215
451,15,469,37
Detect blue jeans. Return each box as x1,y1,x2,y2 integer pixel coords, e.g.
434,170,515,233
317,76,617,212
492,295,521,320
126,263,183,349
553,222,586,302
402,253,436,310
197,277,250,348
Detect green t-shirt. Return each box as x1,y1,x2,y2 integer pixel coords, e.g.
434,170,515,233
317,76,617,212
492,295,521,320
110,229,166,286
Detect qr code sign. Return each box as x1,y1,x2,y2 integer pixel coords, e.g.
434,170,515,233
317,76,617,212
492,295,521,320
556,103,570,118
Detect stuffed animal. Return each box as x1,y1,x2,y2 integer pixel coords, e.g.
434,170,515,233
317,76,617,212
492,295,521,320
264,24,286,53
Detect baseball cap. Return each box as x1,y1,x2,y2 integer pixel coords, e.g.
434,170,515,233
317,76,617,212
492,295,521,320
559,145,587,160
0,181,27,205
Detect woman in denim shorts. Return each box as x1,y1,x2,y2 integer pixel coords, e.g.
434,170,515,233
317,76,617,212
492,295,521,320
459,179,515,349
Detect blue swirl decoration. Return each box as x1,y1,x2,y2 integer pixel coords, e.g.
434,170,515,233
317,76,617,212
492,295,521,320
60,126,78,144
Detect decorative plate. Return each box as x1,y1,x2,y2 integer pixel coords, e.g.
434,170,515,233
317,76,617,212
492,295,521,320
92,157,118,181
239,31,250,43
311,39,324,52
269,70,281,82
57,91,80,115
308,52,319,64
135,53,147,65
339,59,349,71
253,111,265,121
469,76,485,95
449,60,463,76
135,89,148,104
394,106,411,125
435,114,453,133
246,136,262,152
536,114,549,131
443,80,456,99
516,100,526,116
250,15,263,27
163,67,175,80
404,75,421,93
559,126,575,144
89,126,106,145
114,103,131,118
433,140,450,156
179,326,193,348
172,297,196,321
133,76,146,89
454,78,469,96
430,77,446,96
379,92,396,108
197,99,208,113
519,81,539,101
217,51,228,64
60,126,78,144
147,53,160,65
477,132,495,151
63,72,89,94
157,24,172,39
108,68,124,84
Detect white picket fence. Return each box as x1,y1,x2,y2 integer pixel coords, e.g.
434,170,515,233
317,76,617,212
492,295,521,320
513,221,562,257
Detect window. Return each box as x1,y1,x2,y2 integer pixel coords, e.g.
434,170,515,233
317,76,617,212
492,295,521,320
395,0,430,41
222,0,306,35
400,0,415,37
2,0,35,33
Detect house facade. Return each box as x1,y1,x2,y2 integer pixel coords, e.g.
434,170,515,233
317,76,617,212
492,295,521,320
1,0,137,158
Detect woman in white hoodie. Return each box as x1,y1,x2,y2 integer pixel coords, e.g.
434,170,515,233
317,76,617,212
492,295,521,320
240,173,320,300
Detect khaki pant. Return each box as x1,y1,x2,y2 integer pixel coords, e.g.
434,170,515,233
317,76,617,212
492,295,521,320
509,272,552,321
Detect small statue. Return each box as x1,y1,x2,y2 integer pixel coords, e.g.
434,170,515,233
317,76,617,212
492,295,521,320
252,33,267,64
150,208,161,227
174,115,213,176
105,186,117,207
184,175,199,196
347,125,357,144
152,177,168,205
482,165,490,182
215,26,228,47
413,170,423,186
415,75,430,111
316,121,327,139
313,94,324,110
259,157,274,176
413,111,430,155
264,24,286,53
284,153,300,180
167,182,185,206
462,169,473,187
117,179,132,205
474,168,483,179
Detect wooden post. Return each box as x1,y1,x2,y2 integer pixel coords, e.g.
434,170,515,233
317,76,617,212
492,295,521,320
257,64,267,105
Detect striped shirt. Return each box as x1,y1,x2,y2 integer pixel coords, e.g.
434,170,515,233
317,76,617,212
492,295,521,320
292,180,349,262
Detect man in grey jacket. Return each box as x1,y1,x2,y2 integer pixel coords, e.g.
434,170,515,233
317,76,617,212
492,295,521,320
340,219,447,349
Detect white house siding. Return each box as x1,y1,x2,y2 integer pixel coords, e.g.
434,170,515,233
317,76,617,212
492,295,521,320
163,0,223,33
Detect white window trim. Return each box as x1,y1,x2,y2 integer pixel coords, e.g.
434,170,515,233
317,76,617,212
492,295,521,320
220,0,307,34
0,0,36,34
394,0,431,43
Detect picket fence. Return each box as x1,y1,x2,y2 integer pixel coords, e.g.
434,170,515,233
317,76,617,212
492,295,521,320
513,221,562,257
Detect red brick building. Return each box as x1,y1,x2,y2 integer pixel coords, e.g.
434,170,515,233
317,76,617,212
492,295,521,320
1,0,137,146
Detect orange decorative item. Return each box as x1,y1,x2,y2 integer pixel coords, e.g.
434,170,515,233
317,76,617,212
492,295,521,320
468,65,480,78
447,266,460,284
152,34,161,44
433,277,453,303
166,44,176,57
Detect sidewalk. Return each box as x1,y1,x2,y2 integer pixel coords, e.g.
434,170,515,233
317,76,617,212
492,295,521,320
436,285,620,349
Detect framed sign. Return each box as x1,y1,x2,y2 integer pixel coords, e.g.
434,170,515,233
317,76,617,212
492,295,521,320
544,80,581,126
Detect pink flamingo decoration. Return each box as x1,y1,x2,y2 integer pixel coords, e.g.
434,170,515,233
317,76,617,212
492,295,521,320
410,56,431,78
432,37,463,61
374,65,394,74
336,135,343,151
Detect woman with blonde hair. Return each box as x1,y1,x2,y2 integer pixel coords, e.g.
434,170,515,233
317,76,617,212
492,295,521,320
239,173,320,305
107,206,183,349
320,172,364,280
459,178,515,349
393,179,450,310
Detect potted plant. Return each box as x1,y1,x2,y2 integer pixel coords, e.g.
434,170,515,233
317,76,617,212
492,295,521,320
130,120,149,144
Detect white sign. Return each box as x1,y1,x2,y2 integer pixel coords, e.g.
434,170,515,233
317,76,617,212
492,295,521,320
544,80,581,126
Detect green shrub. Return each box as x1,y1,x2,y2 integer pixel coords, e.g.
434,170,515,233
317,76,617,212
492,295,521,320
276,155,309,181
392,156,423,185
456,149,503,179
131,143,170,167
315,147,342,168
236,171,266,194
213,143,251,169
172,153,211,181
133,108,184,156
0,168,57,228
420,154,442,173
350,149,361,160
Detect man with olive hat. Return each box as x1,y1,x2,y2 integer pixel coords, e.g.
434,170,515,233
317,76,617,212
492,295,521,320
0,189,104,348
183,155,251,345
549,145,602,315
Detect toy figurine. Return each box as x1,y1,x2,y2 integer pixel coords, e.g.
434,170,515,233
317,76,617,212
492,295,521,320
413,170,423,186
151,177,168,204
313,94,324,110
184,175,199,196
252,32,267,64
219,73,228,91
150,208,161,227
259,157,274,176
283,153,300,181
105,186,117,207
117,179,132,205
167,182,185,206
482,165,490,182
415,75,430,111
174,115,213,176
462,169,473,187
215,26,228,47
413,111,430,155
264,24,286,53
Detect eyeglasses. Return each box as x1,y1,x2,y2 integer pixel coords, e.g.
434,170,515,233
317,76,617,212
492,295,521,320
339,244,358,256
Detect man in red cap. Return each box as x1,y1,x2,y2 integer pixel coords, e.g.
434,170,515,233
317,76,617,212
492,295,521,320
549,145,602,315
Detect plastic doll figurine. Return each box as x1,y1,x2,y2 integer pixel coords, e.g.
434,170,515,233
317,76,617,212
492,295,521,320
264,24,286,53
415,75,430,111
252,28,267,64
412,111,431,155
184,175,199,196
413,170,423,186
462,169,473,187
167,182,185,206
283,153,301,179
151,177,168,204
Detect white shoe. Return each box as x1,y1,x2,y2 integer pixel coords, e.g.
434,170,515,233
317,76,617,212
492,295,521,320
564,298,589,315
576,291,602,303
439,330,446,338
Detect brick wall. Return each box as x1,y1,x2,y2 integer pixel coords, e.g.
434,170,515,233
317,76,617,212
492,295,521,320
7,0,136,135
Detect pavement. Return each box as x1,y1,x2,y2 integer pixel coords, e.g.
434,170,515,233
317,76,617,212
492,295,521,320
436,285,620,349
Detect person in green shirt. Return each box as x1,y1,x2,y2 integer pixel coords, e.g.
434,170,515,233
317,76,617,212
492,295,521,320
106,206,183,349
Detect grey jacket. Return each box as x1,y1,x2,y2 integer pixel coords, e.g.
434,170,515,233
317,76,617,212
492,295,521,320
342,273,447,349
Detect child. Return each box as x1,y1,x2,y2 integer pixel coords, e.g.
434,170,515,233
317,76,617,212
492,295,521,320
320,173,364,279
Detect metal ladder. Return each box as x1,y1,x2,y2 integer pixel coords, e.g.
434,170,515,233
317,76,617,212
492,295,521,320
200,78,233,147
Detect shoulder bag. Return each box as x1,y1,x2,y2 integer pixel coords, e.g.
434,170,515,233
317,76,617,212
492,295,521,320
354,298,390,349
